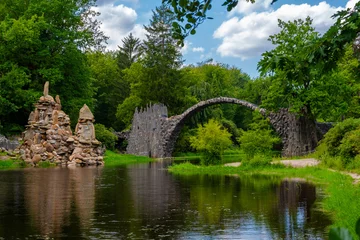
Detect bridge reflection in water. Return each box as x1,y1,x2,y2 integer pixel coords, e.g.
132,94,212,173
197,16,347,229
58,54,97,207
0,161,331,239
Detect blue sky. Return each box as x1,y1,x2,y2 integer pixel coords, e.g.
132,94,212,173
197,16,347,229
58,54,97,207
94,0,358,78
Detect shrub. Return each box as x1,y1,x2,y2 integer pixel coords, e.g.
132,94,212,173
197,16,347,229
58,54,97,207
238,129,280,158
238,111,281,158
190,119,232,165
317,118,360,169
317,118,360,157
95,124,118,150
241,154,272,168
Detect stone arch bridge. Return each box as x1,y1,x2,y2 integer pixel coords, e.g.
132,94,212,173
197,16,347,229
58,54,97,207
126,97,330,158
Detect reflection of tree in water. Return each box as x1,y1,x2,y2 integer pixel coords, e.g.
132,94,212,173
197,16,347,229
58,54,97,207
23,167,102,237
92,160,189,239
174,174,331,238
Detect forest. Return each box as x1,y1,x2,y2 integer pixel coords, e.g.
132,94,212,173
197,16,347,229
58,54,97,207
1,0,360,170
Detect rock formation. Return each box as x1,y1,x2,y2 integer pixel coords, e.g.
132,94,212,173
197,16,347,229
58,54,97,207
20,82,104,166
69,104,104,166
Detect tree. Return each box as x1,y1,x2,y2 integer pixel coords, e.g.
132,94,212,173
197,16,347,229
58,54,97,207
116,4,192,127
117,33,143,69
88,51,129,130
238,112,280,158
162,0,278,44
0,0,107,133
190,119,232,165
258,17,360,123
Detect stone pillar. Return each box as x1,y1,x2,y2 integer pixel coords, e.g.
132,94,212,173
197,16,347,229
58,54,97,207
69,104,104,166
269,109,320,157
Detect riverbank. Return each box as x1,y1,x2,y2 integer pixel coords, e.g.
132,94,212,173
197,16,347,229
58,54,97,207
103,150,153,166
0,150,153,169
168,162,360,238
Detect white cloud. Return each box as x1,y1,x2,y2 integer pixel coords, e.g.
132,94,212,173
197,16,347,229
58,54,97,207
181,41,192,54
96,0,139,6
231,0,273,15
346,0,358,9
214,1,343,60
93,4,146,50
192,47,205,53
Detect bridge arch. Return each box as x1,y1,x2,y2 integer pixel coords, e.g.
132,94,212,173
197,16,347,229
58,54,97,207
126,97,324,158
162,97,268,157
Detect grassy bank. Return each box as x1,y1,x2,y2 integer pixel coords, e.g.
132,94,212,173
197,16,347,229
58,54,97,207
0,159,26,169
104,150,153,166
168,162,360,237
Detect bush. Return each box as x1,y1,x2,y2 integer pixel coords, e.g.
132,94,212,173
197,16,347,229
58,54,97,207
241,154,272,168
238,111,281,158
95,124,118,150
238,129,280,158
317,118,360,157
190,119,232,165
317,118,360,169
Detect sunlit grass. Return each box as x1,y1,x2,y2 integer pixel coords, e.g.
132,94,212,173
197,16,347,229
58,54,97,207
0,159,26,169
168,162,360,238
104,150,153,166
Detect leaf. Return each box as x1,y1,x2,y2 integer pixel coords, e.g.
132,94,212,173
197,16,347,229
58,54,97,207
190,29,196,35
356,218,360,237
185,23,192,29
329,227,354,240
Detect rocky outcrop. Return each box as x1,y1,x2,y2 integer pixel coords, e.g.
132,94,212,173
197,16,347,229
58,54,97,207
69,104,104,166
0,135,19,151
19,82,103,166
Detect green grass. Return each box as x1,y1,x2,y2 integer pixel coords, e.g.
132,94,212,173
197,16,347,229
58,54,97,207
0,159,26,169
104,150,153,166
37,161,56,168
168,162,360,238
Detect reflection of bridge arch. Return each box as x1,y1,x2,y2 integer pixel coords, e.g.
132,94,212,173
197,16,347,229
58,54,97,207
126,97,325,158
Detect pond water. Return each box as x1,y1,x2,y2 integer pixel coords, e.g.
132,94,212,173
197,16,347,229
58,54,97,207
0,160,331,239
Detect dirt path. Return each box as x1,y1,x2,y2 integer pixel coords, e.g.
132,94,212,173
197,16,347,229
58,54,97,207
224,158,360,184
275,158,320,168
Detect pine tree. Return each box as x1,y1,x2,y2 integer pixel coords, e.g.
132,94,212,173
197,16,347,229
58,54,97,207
142,4,183,69
116,33,143,69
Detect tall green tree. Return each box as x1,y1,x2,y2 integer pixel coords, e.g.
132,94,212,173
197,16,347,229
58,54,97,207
117,33,143,69
0,0,107,133
88,51,129,130
117,4,192,126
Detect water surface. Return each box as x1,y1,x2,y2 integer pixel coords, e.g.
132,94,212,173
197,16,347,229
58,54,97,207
0,161,331,239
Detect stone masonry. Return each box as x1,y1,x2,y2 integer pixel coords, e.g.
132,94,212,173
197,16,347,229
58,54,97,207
126,97,330,158
19,82,104,166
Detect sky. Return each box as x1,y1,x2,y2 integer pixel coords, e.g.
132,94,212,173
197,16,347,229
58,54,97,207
93,0,358,78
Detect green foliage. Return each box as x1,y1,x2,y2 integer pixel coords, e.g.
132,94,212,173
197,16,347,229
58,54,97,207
0,0,107,133
95,124,117,150
116,94,142,127
190,119,232,165
317,119,360,157
88,51,129,130
173,126,197,154
238,112,281,158
317,118,360,169
240,154,272,167
117,33,143,70
329,219,360,240
37,161,56,168
104,150,153,167
257,16,360,121
162,0,279,44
